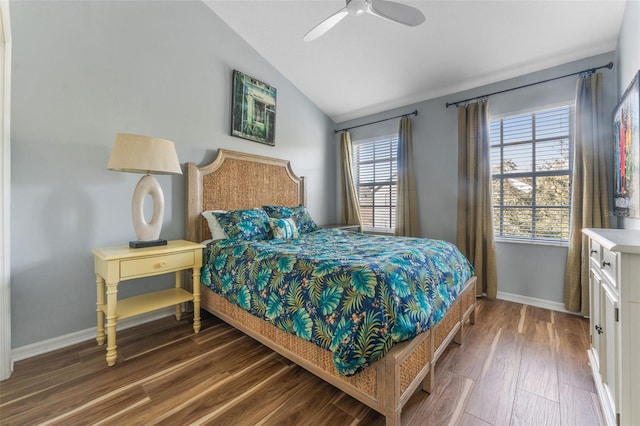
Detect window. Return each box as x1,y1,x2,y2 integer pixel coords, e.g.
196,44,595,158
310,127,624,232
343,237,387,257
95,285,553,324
490,105,573,243
352,135,398,231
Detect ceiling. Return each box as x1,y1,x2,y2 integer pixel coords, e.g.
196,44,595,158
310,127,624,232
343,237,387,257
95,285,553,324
205,0,626,123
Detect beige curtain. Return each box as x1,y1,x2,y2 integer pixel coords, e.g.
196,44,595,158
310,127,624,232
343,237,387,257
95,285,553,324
339,131,362,227
456,100,497,298
395,117,420,237
565,72,610,315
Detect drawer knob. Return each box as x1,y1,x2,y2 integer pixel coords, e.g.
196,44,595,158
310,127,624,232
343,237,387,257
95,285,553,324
595,325,603,335
602,261,611,268
590,249,598,255
155,262,167,269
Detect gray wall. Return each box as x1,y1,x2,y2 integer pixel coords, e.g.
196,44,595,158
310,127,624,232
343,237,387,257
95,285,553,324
337,52,617,305
616,0,640,231
10,1,336,348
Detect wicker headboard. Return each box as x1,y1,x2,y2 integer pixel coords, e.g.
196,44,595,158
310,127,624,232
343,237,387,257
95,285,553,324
186,149,306,242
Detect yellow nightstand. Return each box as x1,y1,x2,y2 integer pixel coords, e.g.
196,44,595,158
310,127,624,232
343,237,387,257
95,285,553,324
92,239,204,366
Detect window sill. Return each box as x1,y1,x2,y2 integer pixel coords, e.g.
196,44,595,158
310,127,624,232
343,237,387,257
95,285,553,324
495,237,568,248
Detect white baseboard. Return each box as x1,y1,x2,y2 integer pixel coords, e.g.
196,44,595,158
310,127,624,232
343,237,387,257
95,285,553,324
11,307,175,362
496,291,574,314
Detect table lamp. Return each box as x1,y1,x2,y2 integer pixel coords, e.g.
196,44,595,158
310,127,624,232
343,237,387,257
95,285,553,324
107,133,182,248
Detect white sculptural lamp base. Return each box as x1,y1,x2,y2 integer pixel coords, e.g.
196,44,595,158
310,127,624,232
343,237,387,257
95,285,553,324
130,173,167,248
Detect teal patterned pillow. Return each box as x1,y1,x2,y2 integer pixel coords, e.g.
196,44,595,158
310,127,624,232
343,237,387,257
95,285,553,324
268,217,299,239
263,205,318,234
213,208,270,241
262,205,294,218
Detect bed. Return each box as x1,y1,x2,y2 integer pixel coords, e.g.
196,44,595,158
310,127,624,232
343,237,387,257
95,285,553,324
186,149,477,425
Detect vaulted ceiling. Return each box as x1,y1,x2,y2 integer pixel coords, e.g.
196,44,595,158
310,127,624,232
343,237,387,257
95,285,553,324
205,1,626,123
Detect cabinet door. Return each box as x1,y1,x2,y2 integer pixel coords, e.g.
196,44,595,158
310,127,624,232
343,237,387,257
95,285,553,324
589,267,603,372
602,281,620,418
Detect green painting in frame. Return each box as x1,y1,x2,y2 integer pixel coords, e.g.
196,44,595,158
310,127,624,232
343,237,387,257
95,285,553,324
231,70,277,146
614,70,639,218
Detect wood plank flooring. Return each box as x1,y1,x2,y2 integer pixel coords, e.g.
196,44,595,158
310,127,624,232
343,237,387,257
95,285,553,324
0,299,604,425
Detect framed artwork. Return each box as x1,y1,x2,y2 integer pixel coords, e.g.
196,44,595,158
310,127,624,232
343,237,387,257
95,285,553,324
614,70,640,218
231,70,277,146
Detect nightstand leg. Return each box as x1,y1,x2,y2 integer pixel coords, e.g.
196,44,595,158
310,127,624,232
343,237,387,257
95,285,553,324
192,267,201,333
105,280,118,366
174,271,182,321
96,275,105,345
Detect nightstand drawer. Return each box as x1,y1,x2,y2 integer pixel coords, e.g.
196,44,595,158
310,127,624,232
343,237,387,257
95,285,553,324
121,251,195,278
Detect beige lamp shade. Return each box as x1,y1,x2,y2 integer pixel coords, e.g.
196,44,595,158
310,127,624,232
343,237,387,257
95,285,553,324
107,133,181,247
108,133,182,175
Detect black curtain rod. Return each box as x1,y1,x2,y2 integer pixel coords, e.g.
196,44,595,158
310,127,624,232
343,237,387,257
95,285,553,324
334,110,418,134
445,61,614,108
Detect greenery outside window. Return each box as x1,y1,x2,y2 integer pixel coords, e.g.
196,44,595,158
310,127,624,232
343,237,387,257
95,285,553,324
352,135,397,232
490,105,574,244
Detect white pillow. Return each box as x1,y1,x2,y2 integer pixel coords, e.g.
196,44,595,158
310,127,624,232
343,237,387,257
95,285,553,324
201,210,228,240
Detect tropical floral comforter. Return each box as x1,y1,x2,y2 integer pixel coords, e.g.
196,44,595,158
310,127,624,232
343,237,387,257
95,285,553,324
201,229,473,376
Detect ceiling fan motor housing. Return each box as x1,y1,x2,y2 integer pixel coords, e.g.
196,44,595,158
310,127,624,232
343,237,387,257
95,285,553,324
347,0,370,15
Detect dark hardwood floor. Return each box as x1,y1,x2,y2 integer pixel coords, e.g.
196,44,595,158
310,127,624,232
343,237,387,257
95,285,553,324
0,299,603,425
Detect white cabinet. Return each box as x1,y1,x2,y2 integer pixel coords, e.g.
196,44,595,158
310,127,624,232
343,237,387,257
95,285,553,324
584,228,640,426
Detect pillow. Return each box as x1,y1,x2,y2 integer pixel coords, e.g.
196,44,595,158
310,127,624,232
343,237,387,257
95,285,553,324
268,217,299,240
263,205,318,234
213,208,270,241
201,210,228,240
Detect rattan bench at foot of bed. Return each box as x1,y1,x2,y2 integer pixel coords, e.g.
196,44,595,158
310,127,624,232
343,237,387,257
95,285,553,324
199,276,477,426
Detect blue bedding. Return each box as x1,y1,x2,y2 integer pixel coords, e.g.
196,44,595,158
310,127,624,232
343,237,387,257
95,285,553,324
201,229,473,375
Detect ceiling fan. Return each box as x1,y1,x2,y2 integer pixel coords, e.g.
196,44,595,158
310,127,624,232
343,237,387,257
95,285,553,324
304,0,425,42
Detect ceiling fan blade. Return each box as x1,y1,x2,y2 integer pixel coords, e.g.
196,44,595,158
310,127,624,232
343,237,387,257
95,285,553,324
369,0,425,27
304,8,349,42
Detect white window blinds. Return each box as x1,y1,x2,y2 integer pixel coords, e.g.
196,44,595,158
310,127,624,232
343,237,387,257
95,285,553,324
352,135,398,231
490,105,574,243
